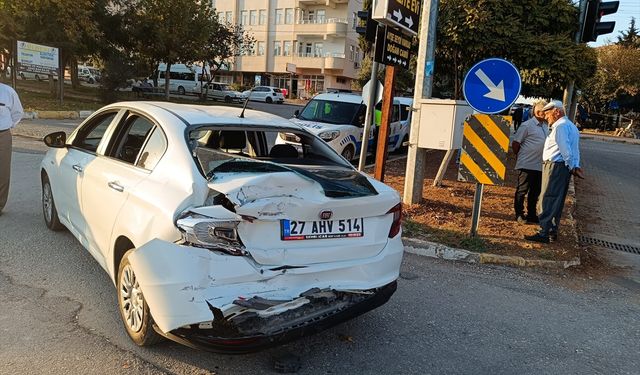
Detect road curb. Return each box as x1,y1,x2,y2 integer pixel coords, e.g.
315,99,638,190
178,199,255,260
580,134,640,145
22,110,94,120
402,237,581,269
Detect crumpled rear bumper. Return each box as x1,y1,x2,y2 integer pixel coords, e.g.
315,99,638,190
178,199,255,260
156,281,397,354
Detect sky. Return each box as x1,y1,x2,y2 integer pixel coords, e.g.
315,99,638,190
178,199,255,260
590,0,640,46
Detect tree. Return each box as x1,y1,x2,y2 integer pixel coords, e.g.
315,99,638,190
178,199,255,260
617,17,640,49
582,45,640,112
120,0,220,100
435,0,596,99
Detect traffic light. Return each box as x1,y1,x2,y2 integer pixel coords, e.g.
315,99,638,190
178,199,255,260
356,10,377,43
581,0,619,43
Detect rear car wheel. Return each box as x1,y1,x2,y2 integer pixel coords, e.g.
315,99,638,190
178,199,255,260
224,96,232,103
341,145,355,162
177,86,186,95
42,174,64,231
266,96,273,104
117,250,164,346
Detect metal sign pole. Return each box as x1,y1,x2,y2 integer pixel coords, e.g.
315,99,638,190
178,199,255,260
358,26,382,171
470,183,484,236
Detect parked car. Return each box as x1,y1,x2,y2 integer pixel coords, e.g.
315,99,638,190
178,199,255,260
205,82,244,103
278,93,412,161
78,65,101,84
18,70,57,81
242,86,285,104
41,102,403,352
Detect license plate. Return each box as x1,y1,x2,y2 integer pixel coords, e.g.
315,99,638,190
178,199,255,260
281,218,364,241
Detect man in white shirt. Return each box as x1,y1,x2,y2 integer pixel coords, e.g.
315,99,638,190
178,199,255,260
0,82,24,215
525,100,583,244
512,100,548,224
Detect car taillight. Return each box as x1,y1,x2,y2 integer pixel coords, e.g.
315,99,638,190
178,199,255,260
387,203,402,238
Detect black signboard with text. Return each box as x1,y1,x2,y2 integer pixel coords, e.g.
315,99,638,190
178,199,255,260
374,26,412,68
386,0,420,36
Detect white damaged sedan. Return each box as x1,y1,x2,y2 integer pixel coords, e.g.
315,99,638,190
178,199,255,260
41,102,403,352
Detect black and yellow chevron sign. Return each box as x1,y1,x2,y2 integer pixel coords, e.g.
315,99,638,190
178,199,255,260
458,114,510,186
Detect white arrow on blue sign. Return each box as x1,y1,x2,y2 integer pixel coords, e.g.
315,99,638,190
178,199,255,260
462,58,522,115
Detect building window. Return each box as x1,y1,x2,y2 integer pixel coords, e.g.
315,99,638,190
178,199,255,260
240,10,248,25
283,41,292,56
274,41,282,56
317,10,325,23
217,12,224,21
349,45,355,61
250,10,257,25
337,77,347,84
226,11,233,24
352,12,357,29
285,8,294,24
257,42,265,56
259,9,266,25
314,42,323,57
275,9,284,24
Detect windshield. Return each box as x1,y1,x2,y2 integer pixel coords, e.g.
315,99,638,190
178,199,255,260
298,99,362,125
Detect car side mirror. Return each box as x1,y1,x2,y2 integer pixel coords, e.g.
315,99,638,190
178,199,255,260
294,110,300,118
43,131,67,148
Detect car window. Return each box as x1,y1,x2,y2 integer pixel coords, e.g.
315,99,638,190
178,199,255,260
392,105,400,122
354,104,367,127
191,126,352,179
109,115,155,165
72,112,118,152
399,104,411,122
136,126,167,170
273,88,282,93
298,99,360,125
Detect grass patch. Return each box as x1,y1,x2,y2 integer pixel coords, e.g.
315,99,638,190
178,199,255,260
402,218,489,253
17,89,104,112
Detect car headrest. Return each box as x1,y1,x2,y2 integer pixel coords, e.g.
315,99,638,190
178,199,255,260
269,144,299,158
219,130,246,150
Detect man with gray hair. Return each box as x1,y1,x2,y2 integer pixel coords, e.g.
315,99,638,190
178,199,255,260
525,100,583,243
512,100,548,224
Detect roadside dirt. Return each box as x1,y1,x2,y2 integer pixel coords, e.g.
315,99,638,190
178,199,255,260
369,151,581,262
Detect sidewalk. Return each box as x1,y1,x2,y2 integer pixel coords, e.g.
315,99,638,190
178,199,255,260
580,133,640,145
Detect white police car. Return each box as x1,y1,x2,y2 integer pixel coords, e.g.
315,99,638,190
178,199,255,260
279,93,412,161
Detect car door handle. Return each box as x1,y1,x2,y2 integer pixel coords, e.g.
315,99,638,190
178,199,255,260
72,164,83,173
108,181,124,192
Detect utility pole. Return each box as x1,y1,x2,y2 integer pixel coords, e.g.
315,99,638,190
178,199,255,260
403,0,439,204
358,59,379,171
373,65,397,181
565,0,588,119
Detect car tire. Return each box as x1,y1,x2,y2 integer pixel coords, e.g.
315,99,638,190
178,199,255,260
225,95,231,103
341,145,355,162
117,250,164,347
19,73,26,80
35,74,41,81
42,174,65,231
266,96,273,104
177,86,186,95
88,78,95,84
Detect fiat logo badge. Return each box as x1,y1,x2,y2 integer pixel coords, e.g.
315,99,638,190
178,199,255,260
319,210,332,220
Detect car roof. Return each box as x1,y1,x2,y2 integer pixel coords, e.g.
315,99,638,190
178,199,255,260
312,92,363,104
104,101,301,129
395,97,413,105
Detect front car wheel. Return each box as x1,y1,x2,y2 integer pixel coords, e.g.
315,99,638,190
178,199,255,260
117,250,163,346
42,174,64,231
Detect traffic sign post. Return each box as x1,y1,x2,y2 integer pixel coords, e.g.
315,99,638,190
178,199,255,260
461,58,522,236
372,0,421,36
381,27,412,67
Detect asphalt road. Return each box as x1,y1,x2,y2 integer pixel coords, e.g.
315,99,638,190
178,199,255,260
575,138,640,287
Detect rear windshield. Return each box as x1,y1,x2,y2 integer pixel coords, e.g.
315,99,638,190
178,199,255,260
273,88,282,93
188,126,353,180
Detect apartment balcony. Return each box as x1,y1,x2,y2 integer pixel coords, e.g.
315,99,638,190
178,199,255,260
296,0,349,7
294,18,348,37
274,53,347,73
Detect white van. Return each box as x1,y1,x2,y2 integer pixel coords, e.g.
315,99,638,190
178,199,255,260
156,63,209,95
77,65,101,84
277,93,412,161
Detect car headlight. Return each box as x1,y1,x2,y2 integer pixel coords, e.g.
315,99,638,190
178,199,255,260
176,212,245,256
318,130,340,141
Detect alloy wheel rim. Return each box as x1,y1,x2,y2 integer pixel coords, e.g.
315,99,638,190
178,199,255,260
120,265,144,332
43,183,53,222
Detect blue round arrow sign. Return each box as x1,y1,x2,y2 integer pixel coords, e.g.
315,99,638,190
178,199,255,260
462,58,522,114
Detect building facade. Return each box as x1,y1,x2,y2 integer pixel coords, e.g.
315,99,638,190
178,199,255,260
211,0,364,98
